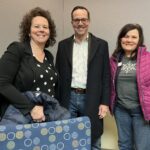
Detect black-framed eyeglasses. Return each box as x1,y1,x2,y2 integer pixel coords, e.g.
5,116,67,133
72,18,89,24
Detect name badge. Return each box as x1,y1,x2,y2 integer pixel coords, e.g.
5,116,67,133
118,62,122,67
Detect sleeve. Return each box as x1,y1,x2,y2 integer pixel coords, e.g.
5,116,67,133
0,42,34,115
55,42,61,74
101,41,111,106
55,42,62,102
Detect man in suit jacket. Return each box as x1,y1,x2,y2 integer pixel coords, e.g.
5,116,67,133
56,6,110,149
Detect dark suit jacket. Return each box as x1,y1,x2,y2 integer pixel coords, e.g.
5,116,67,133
56,33,111,141
0,41,55,119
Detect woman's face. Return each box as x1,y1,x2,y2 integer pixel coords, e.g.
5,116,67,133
121,29,139,56
30,16,50,46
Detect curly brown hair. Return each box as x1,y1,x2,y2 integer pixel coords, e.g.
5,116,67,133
19,7,56,47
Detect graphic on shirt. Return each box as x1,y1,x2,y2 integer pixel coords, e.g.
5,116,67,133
121,61,136,74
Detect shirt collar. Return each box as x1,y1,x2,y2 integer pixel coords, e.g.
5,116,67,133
73,33,89,43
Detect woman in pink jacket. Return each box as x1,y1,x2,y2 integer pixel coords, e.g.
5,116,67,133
110,24,150,150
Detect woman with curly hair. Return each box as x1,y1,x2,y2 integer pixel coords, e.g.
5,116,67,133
0,7,61,124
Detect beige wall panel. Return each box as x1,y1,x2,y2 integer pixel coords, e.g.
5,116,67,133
0,0,63,56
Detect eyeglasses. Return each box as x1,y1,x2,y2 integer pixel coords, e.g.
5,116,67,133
72,18,89,24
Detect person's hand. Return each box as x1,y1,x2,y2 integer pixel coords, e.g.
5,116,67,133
98,104,109,119
30,105,45,122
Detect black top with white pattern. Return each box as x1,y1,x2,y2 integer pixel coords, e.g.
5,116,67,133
31,56,58,97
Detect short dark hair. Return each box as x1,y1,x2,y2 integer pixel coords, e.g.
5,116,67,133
19,7,56,47
112,23,144,59
71,6,90,20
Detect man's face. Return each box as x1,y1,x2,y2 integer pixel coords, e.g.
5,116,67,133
71,9,90,38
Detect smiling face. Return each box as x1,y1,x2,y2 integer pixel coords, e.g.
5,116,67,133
30,16,50,47
71,9,90,39
121,29,140,57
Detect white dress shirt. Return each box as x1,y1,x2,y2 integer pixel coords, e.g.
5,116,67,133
71,35,88,89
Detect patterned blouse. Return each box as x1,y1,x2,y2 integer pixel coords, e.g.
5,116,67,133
31,56,58,97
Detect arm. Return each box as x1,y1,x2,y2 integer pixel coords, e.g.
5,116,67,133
98,41,111,118
0,42,34,115
55,42,62,102
55,42,61,76
101,41,111,105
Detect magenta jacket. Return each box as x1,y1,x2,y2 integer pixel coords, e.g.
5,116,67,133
110,46,150,121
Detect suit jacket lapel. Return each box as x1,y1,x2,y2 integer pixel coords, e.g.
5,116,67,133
65,36,74,66
23,42,37,72
88,33,98,64
65,34,98,66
